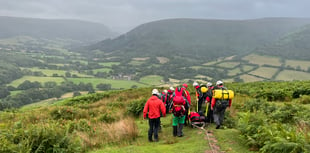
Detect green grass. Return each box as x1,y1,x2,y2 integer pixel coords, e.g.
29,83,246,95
276,70,310,81
243,54,282,67
99,62,120,67
249,67,278,79
9,76,65,87
228,68,242,76
213,127,257,153
89,114,209,153
67,78,148,89
217,62,240,69
139,75,163,85
285,59,310,71
10,90,23,96
239,74,265,82
23,67,93,77
92,68,112,73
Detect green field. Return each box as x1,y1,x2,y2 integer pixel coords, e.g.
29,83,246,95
228,67,242,76
9,76,65,87
243,54,282,67
216,62,240,68
249,67,278,79
23,67,93,77
240,74,265,82
139,75,163,86
276,70,310,81
241,65,255,72
92,68,112,73
68,78,148,89
285,59,310,71
99,62,120,67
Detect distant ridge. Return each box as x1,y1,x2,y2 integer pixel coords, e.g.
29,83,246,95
86,17,310,60
0,16,117,42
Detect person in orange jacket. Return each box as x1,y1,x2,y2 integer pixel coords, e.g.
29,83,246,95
211,81,232,129
143,89,166,142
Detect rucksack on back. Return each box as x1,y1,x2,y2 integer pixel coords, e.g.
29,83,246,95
172,87,186,116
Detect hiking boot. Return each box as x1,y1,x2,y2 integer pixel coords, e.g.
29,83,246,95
148,139,153,142
216,125,221,129
173,126,177,137
177,124,184,137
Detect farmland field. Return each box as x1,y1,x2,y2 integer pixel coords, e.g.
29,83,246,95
216,62,240,68
23,67,93,77
285,59,310,71
243,54,282,66
92,68,112,73
240,74,265,82
67,78,148,89
98,62,120,67
276,70,310,81
249,66,278,79
241,65,255,72
228,67,242,76
139,75,163,85
9,76,65,87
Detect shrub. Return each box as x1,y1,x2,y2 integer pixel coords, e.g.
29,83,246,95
50,107,77,120
99,113,116,123
126,98,147,117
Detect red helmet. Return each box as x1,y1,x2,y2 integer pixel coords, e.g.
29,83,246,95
182,83,188,88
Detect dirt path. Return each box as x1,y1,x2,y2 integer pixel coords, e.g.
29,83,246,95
204,130,226,153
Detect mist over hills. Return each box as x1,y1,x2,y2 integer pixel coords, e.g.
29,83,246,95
86,17,310,60
255,25,310,60
0,16,117,43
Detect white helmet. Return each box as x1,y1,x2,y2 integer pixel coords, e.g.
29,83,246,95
207,82,212,87
152,89,159,95
163,90,168,93
193,82,199,87
169,86,175,91
216,80,223,86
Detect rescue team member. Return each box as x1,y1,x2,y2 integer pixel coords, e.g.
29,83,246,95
211,81,232,129
143,89,166,142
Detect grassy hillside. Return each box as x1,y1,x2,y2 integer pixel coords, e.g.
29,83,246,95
0,16,117,42
86,18,310,61
255,24,310,60
1,81,310,152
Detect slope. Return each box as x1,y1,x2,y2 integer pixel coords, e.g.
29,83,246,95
86,18,310,60
255,24,310,60
0,16,117,43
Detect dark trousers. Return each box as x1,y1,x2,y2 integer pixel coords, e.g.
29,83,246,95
148,117,160,141
206,102,213,123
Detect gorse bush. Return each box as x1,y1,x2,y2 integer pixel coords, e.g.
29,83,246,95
126,98,147,117
0,122,83,153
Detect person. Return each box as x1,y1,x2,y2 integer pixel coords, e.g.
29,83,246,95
211,80,232,129
167,87,175,112
197,84,208,113
193,82,200,111
205,82,214,123
171,87,188,137
143,89,166,142
181,83,191,126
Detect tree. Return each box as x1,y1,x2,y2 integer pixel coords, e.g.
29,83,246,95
96,83,112,90
73,91,81,97
65,71,71,78
0,86,10,98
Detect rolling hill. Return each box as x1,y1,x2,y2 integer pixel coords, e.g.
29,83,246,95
86,18,310,60
0,16,117,43
255,24,310,60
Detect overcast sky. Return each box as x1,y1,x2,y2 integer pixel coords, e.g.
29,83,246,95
0,0,309,33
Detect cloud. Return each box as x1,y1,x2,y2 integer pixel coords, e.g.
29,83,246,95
0,0,309,33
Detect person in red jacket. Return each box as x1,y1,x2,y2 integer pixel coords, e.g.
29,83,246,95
211,81,232,129
143,89,166,142
181,83,191,126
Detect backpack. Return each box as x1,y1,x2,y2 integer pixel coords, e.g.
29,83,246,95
172,87,186,117
214,87,229,111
